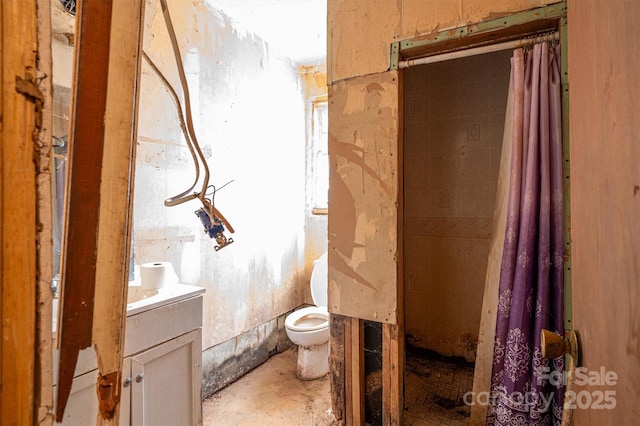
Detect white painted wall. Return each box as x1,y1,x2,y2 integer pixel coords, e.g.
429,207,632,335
135,0,309,350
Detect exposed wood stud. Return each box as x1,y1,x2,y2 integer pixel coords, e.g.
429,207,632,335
1,0,39,423
92,0,144,421
56,0,115,419
55,0,144,422
35,0,55,424
382,323,403,425
329,314,346,423
345,317,364,425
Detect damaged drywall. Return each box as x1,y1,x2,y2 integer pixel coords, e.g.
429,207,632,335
328,71,400,324
401,0,562,40
328,0,561,83
328,0,401,83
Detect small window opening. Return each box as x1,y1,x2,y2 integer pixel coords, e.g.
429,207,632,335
310,97,328,215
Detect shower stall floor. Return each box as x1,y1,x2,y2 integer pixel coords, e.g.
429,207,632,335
403,347,475,425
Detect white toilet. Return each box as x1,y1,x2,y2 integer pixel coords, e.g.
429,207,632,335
285,251,330,380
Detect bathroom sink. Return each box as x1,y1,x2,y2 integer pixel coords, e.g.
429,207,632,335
126,283,205,316
127,286,159,303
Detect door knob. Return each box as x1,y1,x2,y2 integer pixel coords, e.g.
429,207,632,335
135,373,144,383
541,329,578,360
123,377,132,388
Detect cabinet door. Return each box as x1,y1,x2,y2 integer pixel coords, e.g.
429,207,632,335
55,362,131,426
54,370,99,425
131,329,202,426
120,356,132,426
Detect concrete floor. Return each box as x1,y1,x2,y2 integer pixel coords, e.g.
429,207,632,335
203,347,336,426
203,345,473,426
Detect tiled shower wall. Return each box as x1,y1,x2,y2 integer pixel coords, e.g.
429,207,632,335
403,50,511,362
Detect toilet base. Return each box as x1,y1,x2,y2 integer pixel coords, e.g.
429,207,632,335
296,341,329,380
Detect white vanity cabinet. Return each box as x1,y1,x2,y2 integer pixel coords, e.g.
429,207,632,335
125,328,202,426
54,285,204,426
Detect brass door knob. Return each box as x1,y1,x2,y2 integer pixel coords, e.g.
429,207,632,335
541,329,578,360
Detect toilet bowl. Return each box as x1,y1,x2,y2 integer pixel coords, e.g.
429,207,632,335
285,252,329,380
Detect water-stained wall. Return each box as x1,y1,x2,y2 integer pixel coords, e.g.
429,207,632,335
135,0,324,396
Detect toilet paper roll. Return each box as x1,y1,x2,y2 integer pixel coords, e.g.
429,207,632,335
140,261,179,290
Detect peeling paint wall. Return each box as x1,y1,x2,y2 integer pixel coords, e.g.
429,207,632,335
135,0,318,395
50,0,326,401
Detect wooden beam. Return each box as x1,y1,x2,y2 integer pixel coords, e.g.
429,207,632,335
382,323,403,425
345,317,364,425
93,0,144,421
1,0,39,424
56,0,114,419
382,67,405,426
35,0,55,424
56,0,144,422
329,314,346,422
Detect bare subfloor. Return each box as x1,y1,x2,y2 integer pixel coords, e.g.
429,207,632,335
202,347,336,426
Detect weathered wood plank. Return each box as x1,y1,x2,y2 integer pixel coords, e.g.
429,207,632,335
56,0,114,420
93,0,144,421
329,314,346,422
1,0,39,424
382,323,403,424
345,317,364,425
35,0,55,424
56,0,144,422
568,0,640,424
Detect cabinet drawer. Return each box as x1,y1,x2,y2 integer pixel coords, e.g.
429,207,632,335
124,295,202,357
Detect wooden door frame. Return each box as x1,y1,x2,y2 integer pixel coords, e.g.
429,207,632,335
382,3,569,425
1,1,41,424
2,1,58,423
54,0,145,423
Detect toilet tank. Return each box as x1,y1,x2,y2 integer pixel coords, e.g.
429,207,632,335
310,252,328,308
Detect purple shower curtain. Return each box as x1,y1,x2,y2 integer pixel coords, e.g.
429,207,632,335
486,42,565,426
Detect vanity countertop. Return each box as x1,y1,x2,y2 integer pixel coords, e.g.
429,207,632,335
52,283,205,332
126,283,205,316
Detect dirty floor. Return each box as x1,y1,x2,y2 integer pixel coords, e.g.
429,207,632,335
203,346,474,426
202,347,336,426
403,349,475,425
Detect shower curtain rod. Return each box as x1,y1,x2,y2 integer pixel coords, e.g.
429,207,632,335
398,31,559,69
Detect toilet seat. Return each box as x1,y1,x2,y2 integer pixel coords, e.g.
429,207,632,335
285,306,328,332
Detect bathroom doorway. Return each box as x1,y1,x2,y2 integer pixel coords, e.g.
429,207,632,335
402,49,512,424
